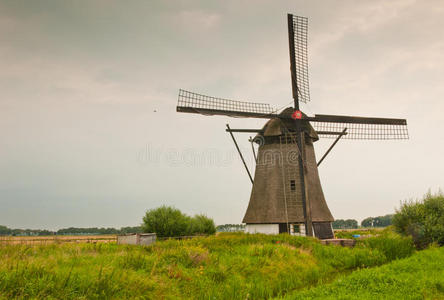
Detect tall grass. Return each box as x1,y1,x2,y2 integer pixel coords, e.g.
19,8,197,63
334,228,384,239
283,246,444,299
0,232,415,299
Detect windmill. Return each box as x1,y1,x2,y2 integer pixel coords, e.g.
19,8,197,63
176,14,408,239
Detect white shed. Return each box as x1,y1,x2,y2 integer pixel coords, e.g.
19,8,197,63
117,233,156,246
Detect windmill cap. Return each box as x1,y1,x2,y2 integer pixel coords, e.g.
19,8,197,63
256,107,318,141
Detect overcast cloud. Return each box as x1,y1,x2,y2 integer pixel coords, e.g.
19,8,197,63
0,0,443,229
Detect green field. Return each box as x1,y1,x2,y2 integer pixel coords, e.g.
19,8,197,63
0,232,440,299
283,246,444,299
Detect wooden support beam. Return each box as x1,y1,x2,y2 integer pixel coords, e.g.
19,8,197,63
317,128,348,167
225,128,262,133
226,124,254,184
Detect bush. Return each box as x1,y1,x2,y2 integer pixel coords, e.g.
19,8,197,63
142,206,216,237
360,232,414,260
190,215,216,235
142,206,190,237
393,191,444,248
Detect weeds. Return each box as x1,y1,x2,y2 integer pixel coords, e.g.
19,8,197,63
283,246,444,299
0,232,416,299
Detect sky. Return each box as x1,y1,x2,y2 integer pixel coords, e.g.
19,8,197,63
1,0,443,230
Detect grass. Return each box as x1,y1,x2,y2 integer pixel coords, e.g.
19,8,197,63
0,232,415,299
334,228,385,239
282,246,444,299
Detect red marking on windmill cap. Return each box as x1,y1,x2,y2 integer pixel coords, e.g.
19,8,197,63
292,110,303,120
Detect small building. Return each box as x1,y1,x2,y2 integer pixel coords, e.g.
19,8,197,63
117,233,156,246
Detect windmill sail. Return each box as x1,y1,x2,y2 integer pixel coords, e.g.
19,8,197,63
177,89,278,119
288,14,310,103
308,114,409,140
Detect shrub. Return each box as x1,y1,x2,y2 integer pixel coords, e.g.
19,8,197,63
142,206,216,237
142,206,190,237
393,191,444,248
190,215,216,235
360,232,414,260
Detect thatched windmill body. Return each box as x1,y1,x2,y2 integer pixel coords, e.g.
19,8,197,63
176,14,408,239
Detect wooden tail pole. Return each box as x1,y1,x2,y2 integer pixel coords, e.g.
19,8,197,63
226,124,254,184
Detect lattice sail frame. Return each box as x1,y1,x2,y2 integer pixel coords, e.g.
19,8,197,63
312,122,409,140
290,15,310,103
177,89,277,116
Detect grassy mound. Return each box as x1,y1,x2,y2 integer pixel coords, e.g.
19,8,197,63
0,232,414,299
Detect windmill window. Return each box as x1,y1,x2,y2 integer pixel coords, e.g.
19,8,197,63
290,180,296,191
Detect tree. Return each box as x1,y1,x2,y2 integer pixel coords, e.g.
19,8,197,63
361,217,374,228
142,206,217,237
361,215,393,228
374,215,393,227
332,219,358,229
190,214,216,235
393,192,444,248
0,225,11,235
345,219,358,229
120,226,142,234
142,206,190,237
